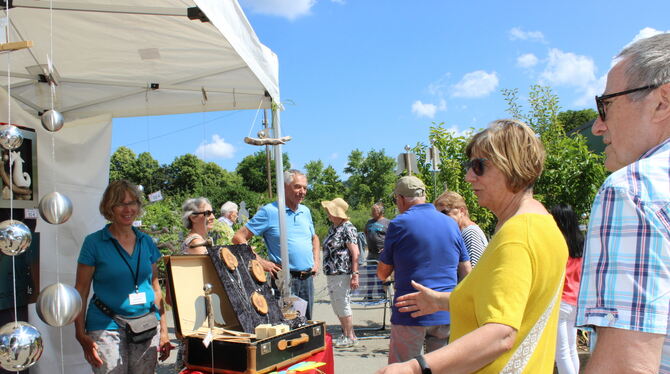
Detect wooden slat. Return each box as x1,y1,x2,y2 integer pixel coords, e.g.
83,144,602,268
0,41,33,51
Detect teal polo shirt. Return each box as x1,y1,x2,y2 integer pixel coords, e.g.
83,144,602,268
78,225,161,331
246,202,315,271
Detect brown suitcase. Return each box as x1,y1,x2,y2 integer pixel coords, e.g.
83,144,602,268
165,253,326,374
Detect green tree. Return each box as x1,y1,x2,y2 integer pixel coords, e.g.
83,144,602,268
557,109,598,133
502,86,607,216
343,149,396,208
235,151,290,194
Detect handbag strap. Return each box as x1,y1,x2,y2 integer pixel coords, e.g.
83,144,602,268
93,296,156,319
500,270,565,374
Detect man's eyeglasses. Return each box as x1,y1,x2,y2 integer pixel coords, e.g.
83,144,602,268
595,84,658,121
193,210,215,216
464,158,487,176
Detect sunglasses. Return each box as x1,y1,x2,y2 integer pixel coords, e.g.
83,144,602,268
193,210,215,216
595,84,657,121
464,158,487,176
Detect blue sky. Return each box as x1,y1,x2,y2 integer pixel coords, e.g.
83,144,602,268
112,0,670,177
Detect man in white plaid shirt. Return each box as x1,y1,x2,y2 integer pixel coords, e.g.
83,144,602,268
577,33,670,373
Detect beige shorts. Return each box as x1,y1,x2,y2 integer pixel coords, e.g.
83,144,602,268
326,274,353,317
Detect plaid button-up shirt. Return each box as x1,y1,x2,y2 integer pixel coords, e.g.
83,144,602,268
576,137,670,372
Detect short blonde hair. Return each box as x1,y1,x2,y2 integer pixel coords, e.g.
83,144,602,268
99,180,143,220
465,119,545,193
434,191,467,212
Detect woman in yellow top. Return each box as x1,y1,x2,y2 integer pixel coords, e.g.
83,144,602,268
378,119,568,374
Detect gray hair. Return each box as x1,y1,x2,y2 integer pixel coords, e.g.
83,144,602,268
284,169,306,185
404,196,426,205
372,203,385,215
181,197,211,229
220,201,238,216
618,33,670,100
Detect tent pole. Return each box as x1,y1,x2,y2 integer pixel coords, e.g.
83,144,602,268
271,105,291,302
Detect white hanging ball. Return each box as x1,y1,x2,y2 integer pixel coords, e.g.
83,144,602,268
40,110,65,132
36,283,83,327
38,192,73,225
137,184,144,192
0,125,23,150
0,220,32,256
0,321,43,371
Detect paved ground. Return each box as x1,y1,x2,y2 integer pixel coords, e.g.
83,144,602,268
157,271,392,374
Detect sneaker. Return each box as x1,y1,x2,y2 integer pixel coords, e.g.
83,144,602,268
351,337,359,346
334,335,354,348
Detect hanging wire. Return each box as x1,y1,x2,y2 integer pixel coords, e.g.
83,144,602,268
246,99,264,138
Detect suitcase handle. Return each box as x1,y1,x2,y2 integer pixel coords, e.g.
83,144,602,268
277,333,309,350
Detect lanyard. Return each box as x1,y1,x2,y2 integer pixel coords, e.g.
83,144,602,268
111,237,142,293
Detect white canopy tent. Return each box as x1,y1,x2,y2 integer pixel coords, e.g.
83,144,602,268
0,1,291,373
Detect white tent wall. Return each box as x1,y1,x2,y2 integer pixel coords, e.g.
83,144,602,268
0,87,111,373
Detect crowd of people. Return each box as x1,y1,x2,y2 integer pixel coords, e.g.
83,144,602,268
71,33,669,373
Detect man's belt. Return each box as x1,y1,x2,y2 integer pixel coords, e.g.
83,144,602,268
290,270,315,280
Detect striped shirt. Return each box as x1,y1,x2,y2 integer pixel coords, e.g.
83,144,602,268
461,224,488,267
576,137,670,373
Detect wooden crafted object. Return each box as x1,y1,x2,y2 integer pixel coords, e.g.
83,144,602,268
207,244,285,333
0,41,33,52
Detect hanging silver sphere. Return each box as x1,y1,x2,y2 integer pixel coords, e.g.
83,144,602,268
0,321,43,371
36,283,82,327
38,192,73,225
40,109,65,132
0,125,23,151
137,184,144,192
0,220,32,256
203,283,213,295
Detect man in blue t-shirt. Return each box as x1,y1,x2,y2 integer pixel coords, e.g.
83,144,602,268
233,169,320,319
378,176,471,364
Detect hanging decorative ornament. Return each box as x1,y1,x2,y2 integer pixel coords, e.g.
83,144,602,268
38,192,73,225
36,283,82,327
40,109,64,132
0,220,32,256
0,124,23,151
0,321,43,371
137,184,144,193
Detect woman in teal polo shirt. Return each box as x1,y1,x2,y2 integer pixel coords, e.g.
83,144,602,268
74,180,171,373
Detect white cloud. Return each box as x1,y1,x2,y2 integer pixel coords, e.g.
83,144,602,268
517,53,538,68
241,0,315,20
451,71,499,98
628,27,669,46
509,27,546,43
411,99,446,119
195,134,235,160
574,74,607,107
540,48,596,87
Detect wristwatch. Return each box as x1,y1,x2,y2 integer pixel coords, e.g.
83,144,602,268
352,271,359,275
415,355,432,374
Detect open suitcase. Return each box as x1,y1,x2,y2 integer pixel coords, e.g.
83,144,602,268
165,244,326,374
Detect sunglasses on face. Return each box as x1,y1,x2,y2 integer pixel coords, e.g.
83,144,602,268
464,158,487,176
595,84,658,121
193,210,215,217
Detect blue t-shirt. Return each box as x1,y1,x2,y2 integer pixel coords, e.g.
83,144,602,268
246,202,315,271
78,225,161,331
380,203,469,326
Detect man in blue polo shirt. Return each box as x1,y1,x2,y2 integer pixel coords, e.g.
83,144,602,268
233,169,320,319
378,176,471,364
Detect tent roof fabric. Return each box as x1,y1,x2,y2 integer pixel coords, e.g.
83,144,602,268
1,0,279,120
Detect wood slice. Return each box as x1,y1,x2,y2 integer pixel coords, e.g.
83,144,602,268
251,291,268,315
249,259,267,283
219,247,238,270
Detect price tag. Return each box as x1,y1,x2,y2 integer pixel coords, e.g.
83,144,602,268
24,208,39,219
133,220,142,227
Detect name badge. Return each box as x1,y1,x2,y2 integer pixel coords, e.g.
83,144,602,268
129,292,147,305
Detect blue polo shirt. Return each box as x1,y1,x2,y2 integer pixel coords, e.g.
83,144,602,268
380,203,469,326
78,225,161,331
246,202,315,271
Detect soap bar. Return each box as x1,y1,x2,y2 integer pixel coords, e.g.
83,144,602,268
255,324,272,339
267,324,289,337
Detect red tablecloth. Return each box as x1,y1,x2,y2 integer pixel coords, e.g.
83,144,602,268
181,333,334,374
